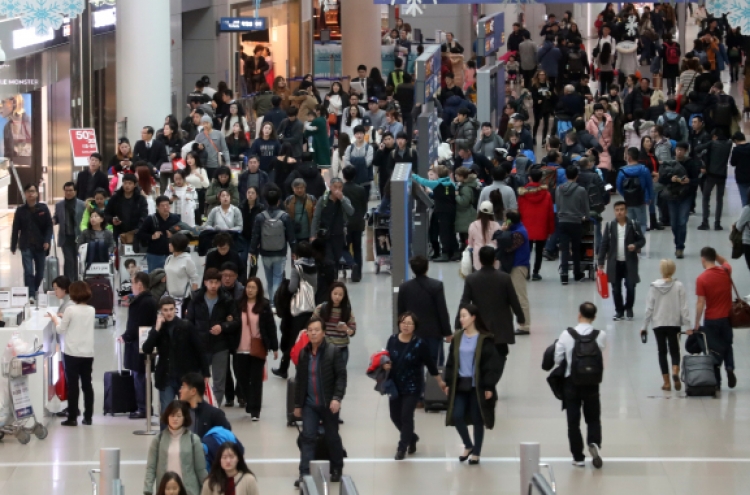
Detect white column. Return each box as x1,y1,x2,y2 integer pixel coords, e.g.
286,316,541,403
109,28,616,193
116,0,171,142
341,0,382,79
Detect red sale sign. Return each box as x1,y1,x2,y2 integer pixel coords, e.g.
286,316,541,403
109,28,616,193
69,128,99,166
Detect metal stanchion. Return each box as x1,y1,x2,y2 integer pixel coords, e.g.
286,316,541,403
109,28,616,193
99,448,121,495
520,442,541,495
133,354,157,435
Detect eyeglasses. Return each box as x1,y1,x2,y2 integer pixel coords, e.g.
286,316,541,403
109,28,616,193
400,321,415,327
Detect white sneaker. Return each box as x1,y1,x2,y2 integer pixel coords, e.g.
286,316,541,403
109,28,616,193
572,460,585,467
588,443,603,469
251,416,259,422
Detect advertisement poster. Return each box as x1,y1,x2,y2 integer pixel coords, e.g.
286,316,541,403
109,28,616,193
10,376,33,419
118,244,148,295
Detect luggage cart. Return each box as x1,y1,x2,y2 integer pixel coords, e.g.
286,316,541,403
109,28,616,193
0,340,48,444
558,219,597,280
79,244,117,326
371,210,391,274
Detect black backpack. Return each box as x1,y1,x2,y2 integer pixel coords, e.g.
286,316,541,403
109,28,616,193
713,95,733,126
621,175,644,207
567,51,584,74
567,327,603,386
662,114,681,141
585,180,605,213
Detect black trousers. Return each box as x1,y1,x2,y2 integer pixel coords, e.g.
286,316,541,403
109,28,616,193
531,240,545,275
653,326,681,374
533,109,552,139
234,354,266,416
612,260,636,313
458,232,468,252
389,393,420,452
63,353,94,421
563,378,601,462
598,71,614,95
62,234,78,281
346,229,363,267
279,312,314,373
225,351,237,403
429,211,457,257
522,70,536,90
702,174,726,225
495,343,509,381
325,234,346,265
743,244,750,272
559,222,583,276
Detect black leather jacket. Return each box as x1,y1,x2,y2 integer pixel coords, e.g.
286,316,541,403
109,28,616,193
294,339,347,408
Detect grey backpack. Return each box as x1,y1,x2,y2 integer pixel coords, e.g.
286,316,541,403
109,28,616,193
260,210,286,251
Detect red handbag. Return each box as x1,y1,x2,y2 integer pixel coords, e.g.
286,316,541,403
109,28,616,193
55,361,67,401
596,268,610,299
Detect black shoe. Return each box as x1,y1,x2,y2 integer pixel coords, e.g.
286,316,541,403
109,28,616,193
613,313,625,321
589,443,603,469
468,456,480,465
408,434,419,454
338,418,344,424
82,418,92,426
626,309,634,320
543,250,556,261
271,368,288,379
129,411,146,420
238,399,246,408
675,250,684,259
574,272,586,282
697,223,710,230
434,254,450,262
449,253,462,262
395,450,406,460
728,370,737,389
294,477,303,489
224,401,234,407
459,449,473,462
561,275,569,285
351,264,362,282
531,273,542,281
61,419,78,426
715,224,723,231
429,253,442,261
330,470,342,483
514,329,530,335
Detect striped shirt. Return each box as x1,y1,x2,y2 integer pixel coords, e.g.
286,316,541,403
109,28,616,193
313,303,357,347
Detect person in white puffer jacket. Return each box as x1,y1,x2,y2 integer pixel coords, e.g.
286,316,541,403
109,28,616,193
615,40,639,82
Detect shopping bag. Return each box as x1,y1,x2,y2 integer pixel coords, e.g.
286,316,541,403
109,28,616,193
204,378,215,406
290,330,310,366
596,268,609,299
55,361,67,401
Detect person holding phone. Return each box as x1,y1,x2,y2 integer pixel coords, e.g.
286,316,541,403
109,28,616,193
659,142,701,259
313,282,356,364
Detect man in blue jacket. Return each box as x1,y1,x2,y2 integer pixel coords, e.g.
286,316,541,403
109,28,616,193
616,147,654,229
537,34,561,88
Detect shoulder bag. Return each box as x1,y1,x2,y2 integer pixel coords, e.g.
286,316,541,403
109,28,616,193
290,265,316,316
724,267,750,328
243,309,268,359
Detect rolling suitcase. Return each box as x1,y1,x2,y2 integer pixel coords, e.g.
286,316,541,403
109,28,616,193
43,235,59,292
87,274,114,317
287,377,301,426
681,332,717,397
424,366,449,412
103,343,138,415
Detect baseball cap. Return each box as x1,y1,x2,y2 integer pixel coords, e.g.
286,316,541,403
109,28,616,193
362,116,372,126
368,97,379,104
478,201,494,215
510,113,525,121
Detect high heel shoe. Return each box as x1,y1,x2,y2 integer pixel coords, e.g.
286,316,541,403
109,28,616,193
459,449,473,462
468,455,480,465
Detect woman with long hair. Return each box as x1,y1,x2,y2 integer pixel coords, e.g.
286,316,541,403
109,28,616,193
249,122,280,173
136,164,157,214
303,105,331,167
466,201,501,271
156,472,188,495
443,304,501,465
185,151,210,225
641,259,690,392
222,102,250,136
325,81,348,146
109,137,134,174
624,109,655,151
236,277,278,419
596,42,614,95
339,104,363,142
202,442,258,495
226,122,251,167
269,141,297,197
369,67,387,100
531,70,556,146
159,122,184,192
313,281,356,363
273,76,291,109
585,103,614,171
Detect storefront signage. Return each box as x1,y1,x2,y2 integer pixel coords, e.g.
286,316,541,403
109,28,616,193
477,12,504,57
0,79,39,85
219,17,268,32
414,45,441,105
69,128,99,166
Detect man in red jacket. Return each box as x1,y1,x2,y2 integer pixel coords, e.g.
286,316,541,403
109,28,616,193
518,168,555,280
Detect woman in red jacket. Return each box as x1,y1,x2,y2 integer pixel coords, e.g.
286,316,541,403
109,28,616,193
517,168,555,281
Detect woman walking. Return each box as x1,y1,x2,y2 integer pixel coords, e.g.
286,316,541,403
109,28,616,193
166,170,197,227
641,259,691,391
313,281,356,363
143,400,207,495
384,312,445,460
466,201,500,271
442,304,501,464
236,277,278,420
531,70,556,146
201,442,259,495
48,281,96,426
164,234,199,299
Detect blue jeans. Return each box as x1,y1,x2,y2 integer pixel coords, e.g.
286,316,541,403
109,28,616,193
159,376,182,420
737,182,750,207
667,196,693,251
627,205,648,230
300,404,344,475
262,255,286,303
452,390,485,455
146,253,168,272
21,248,46,297
544,214,560,254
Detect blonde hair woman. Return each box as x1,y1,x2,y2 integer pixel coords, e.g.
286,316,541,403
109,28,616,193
641,259,691,391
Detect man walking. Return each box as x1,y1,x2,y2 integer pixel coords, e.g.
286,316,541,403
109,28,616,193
730,132,750,207
53,182,85,280
457,246,525,380
195,116,230,180
285,179,317,244
294,316,347,487
311,178,354,265
556,166,590,285
75,153,109,201
689,247,736,390
659,143,701,258
553,302,606,468
137,196,181,271
104,173,148,241
616,147,653,229
598,201,646,321
341,166,368,282
493,211,532,335
695,129,732,231
11,183,53,303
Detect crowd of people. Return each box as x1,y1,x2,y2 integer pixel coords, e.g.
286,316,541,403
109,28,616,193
6,5,750,493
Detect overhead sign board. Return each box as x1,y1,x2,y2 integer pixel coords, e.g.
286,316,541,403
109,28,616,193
219,17,268,32
477,12,505,57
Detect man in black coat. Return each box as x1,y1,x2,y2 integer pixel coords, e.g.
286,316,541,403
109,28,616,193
133,126,168,175
104,174,149,240
179,372,231,438
137,196,181,272
142,296,208,418
293,316,347,487
342,165,368,281
397,255,452,366
118,272,158,419
185,268,240,407
75,153,109,201
457,247,524,379
454,144,494,185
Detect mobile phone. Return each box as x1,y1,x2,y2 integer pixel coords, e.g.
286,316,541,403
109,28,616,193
641,330,648,344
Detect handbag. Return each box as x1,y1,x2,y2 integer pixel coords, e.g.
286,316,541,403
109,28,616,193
290,265,316,316
596,268,610,299
730,225,743,259
55,361,67,401
160,162,174,173
726,268,750,328
456,377,473,392
243,310,268,359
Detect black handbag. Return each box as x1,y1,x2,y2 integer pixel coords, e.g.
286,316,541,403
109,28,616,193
456,377,473,392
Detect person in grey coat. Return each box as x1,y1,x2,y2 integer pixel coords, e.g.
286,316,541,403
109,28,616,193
53,181,86,280
518,33,538,89
537,35,562,86
194,116,230,180
473,122,504,159
555,166,590,285
450,108,479,153
598,201,646,321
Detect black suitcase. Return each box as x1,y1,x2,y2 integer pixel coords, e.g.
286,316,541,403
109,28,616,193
287,377,301,426
424,366,448,412
103,344,137,415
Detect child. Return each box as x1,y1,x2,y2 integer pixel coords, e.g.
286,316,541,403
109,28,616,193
506,55,519,83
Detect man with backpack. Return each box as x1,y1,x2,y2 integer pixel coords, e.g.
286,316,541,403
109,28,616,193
659,143,701,258
556,166,590,285
616,148,653,230
598,201,646,321
250,185,296,302
343,125,374,199
694,128,733,231
709,82,739,138
657,100,688,143
341,166,368,282
564,39,588,84
553,301,606,468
